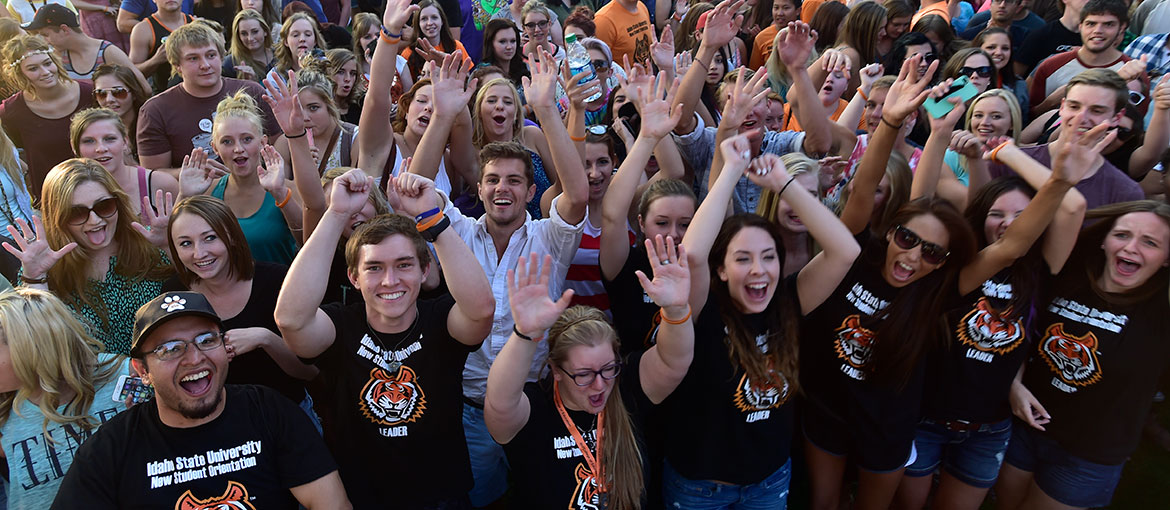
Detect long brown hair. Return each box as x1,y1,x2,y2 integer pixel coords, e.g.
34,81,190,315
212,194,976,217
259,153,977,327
230,9,273,81
1076,201,1170,305
546,306,642,510
836,1,888,65
708,214,801,395
1,35,72,100
168,195,255,288
274,12,326,73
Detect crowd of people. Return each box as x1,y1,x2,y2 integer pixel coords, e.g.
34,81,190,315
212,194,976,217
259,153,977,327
0,0,1168,508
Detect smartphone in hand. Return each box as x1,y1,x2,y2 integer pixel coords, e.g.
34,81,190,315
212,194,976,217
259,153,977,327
924,76,979,119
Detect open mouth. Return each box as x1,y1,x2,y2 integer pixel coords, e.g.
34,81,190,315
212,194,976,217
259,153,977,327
179,369,213,396
417,115,431,129
233,156,249,167
492,197,514,208
1115,256,1141,277
891,261,915,282
491,114,508,126
745,282,768,301
741,119,758,130
94,155,114,164
588,393,604,407
194,257,216,269
85,225,109,246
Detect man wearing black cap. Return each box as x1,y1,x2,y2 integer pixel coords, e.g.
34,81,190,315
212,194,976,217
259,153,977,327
24,4,149,89
51,291,351,510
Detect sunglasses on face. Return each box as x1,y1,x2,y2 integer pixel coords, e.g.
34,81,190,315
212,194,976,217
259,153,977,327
93,87,129,101
960,65,994,79
892,225,949,265
523,20,549,31
918,52,937,64
67,197,118,225
559,361,622,386
146,332,224,361
591,59,610,71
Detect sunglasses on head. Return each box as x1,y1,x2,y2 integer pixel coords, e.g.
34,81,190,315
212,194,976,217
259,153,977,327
960,65,994,79
93,87,129,101
892,225,949,265
587,125,609,135
68,197,118,225
1129,90,1146,106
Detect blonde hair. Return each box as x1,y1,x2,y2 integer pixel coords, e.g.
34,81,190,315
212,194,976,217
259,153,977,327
230,9,273,79
212,90,265,140
165,23,227,78
756,153,820,225
472,78,524,148
69,108,128,156
40,159,169,327
2,35,72,100
547,306,642,510
0,122,25,198
0,288,123,436
294,68,341,124
836,150,913,231
351,12,380,70
274,13,326,73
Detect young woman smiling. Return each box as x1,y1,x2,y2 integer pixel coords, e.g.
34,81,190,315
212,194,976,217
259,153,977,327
401,0,468,80
225,9,276,82
2,158,172,355
520,1,564,63
972,27,1029,115
70,107,180,218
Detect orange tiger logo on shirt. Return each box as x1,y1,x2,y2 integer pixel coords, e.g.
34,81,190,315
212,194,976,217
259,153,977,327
359,366,427,426
568,462,602,510
1039,323,1103,387
174,481,255,510
834,315,876,368
957,297,1025,354
732,372,789,412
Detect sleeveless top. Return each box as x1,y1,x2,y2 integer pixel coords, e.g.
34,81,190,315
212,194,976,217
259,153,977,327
146,14,194,92
391,143,453,196
210,177,299,265
526,148,551,220
62,41,112,81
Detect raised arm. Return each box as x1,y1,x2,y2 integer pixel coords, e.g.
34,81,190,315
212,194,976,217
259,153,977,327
484,254,574,444
840,55,938,234
684,133,752,312
392,171,494,345
275,170,376,358
1130,74,1170,180
673,0,744,135
956,121,1107,294
636,236,694,403
747,154,861,314
709,68,769,190
776,21,832,155
264,71,325,240
837,63,882,132
355,0,417,174
523,49,588,225
413,53,478,185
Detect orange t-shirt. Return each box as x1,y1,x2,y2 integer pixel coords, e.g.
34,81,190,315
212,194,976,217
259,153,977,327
781,98,848,132
595,0,653,67
400,40,471,67
800,0,825,23
750,25,780,70
911,2,951,26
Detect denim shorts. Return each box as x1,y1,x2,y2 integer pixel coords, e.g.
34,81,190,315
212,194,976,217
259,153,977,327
663,459,792,510
1003,421,1125,508
903,418,1012,488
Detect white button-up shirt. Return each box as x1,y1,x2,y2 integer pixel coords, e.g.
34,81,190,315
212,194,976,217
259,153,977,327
445,193,586,403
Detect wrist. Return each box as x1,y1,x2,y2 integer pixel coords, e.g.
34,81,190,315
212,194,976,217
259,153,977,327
661,304,689,320
512,325,544,342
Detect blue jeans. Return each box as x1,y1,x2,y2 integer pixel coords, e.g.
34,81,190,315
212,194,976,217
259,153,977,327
663,459,791,510
904,418,1012,488
1004,421,1125,508
299,390,323,435
462,403,508,506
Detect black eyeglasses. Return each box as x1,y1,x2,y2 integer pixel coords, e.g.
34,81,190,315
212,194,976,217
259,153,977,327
892,225,949,264
67,197,118,225
93,86,129,101
559,361,622,386
960,65,994,78
523,20,549,31
1129,90,1146,106
146,332,224,361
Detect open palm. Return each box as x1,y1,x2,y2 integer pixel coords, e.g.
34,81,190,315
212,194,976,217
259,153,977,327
636,235,689,309
508,254,573,337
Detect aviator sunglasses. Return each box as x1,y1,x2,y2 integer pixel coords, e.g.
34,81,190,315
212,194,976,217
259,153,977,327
93,86,130,101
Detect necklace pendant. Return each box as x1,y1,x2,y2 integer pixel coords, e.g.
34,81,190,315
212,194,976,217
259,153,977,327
387,360,402,372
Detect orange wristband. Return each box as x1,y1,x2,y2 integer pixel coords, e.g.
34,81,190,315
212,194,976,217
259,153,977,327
856,88,868,101
659,306,692,325
416,211,444,231
569,133,586,142
988,140,1011,164
275,188,292,208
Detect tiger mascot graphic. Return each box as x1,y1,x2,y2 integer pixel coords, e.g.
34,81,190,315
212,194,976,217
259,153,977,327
568,463,602,510
957,298,1024,354
174,481,255,510
1039,323,1102,387
733,372,789,412
834,315,876,368
359,366,427,425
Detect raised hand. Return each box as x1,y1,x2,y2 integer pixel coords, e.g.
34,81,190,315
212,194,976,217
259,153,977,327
817,156,847,190
1154,73,1170,111
393,161,441,216
382,0,418,31
820,48,849,73
235,64,257,82
178,148,225,197
720,67,769,128
328,167,374,216
521,48,559,110
744,152,795,192
416,38,451,64
2,217,75,280
701,0,746,50
131,189,174,248
925,78,967,131
718,132,756,172
262,70,306,137
507,253,574,338
858,63,883,92
883,54,939,124
1048,112,1115,184
634,71,683,140
635,235,690,312
432,50,478,118
650,25,676,73
563,61,602,109
1117,54,1149,82
775,21,818,70
674,50,694,78
618,55,655,108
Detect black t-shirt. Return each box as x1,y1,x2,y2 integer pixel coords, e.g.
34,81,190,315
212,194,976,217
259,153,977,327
800,232,928,446
1022,268,1170,465
661,278,801,485
316,295,478,507
1016,20,1081,73
164,262,306,403
603,245,659,356
505,351,650,509
923,271,1033,423
322,245,364,307
50,385,335,510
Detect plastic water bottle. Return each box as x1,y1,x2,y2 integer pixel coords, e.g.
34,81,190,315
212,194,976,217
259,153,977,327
565,33,602,102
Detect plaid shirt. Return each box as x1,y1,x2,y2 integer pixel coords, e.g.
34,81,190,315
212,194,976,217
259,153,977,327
1124,33,1170,77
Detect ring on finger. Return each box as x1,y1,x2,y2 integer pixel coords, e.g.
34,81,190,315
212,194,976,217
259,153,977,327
660,259,671,265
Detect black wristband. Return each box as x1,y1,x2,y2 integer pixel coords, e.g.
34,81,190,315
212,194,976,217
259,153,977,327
419,214,451,242
513,325,543,342
778,176,796,196
286,130,308,139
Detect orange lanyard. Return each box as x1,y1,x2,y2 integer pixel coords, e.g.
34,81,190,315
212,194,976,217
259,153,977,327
553,380,606,494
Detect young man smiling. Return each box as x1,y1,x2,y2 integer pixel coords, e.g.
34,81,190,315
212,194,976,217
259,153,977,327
52,291,349,509
136,22,278,176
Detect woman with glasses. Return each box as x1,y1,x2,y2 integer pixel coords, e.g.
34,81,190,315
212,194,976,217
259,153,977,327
973,27,1030,118
882,32,936,80
164,196,318,420
225,9,276,83
0,35,96,201
70,108,180,219
521,2,564,64
802,56,1081,510
941,48,995,97
0,287,130,508
401,0,468,81
485,238,693,510
2,158,172,355
91,63,150,161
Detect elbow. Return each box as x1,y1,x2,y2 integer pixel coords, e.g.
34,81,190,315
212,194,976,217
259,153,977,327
274,306,307,337
1061,193,1087,216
